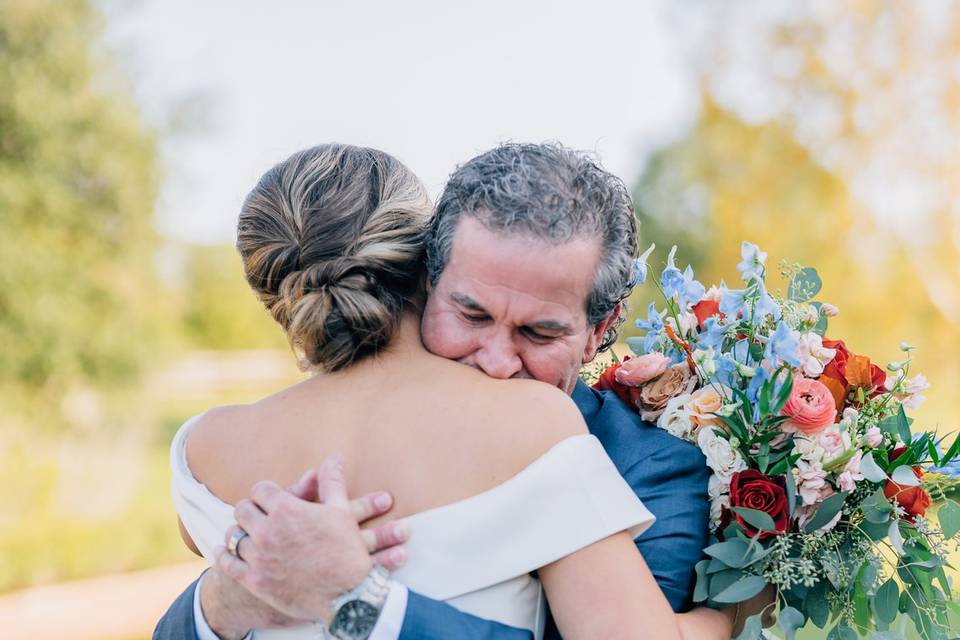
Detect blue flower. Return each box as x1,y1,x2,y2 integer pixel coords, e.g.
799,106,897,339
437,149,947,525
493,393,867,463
719,286,747,318
764,322,801,368
746,365,771,404
661,246,706,308
635,302,663,334
737,241,768,283
630,244,656,287
696,316,728,352
752,280,782,325
713,355,739,387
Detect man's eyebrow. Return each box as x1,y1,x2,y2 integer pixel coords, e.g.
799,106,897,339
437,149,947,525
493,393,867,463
450,292,485,312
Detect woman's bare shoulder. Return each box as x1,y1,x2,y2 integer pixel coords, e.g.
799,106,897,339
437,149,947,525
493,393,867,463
184,403,262,504
441,369,590,467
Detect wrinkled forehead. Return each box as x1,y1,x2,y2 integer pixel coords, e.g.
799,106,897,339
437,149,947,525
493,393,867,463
439,217,601,322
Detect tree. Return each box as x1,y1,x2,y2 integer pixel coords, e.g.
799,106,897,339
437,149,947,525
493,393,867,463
0,0,165,430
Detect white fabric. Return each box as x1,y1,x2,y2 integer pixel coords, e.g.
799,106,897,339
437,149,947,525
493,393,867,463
172,413,655,640
367,583,407,640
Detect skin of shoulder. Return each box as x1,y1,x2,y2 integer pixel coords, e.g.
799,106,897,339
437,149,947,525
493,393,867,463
185,403,262,505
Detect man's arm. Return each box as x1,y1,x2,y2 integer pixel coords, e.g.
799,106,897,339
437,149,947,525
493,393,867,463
622,437,711,612
153,577,201,640
397,591,533,640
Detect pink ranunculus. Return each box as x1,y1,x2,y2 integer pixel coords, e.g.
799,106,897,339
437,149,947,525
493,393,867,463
864,426,883,448
781,378,838,436
615,353,671,386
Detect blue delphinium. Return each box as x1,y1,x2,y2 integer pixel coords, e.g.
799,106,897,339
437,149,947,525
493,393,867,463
737,241,768,283
661,246,706,309
764,321,802,368
635,302,665,353
630,244,657,287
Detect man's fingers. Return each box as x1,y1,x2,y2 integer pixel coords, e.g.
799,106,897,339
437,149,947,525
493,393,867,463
359,521,410,553
250,480,288,514
223,524,254,562
214,545,251,586
373,546,407,572
234,499,266,535
315,453,349,509
350,491,393,523
287,469,320,503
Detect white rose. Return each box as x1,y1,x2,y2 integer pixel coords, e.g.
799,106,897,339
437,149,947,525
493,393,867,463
698,426,747,482
658,393,695,441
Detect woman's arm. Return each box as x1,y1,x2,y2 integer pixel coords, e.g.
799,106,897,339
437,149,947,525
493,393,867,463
541,532,747,640
539,531,685,640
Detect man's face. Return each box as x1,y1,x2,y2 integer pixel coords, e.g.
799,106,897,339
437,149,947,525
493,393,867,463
421,217,613,395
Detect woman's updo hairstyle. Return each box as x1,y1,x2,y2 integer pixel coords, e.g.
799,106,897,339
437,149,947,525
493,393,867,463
237,144,431,372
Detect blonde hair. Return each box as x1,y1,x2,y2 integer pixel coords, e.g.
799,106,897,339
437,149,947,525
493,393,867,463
237,144,431,371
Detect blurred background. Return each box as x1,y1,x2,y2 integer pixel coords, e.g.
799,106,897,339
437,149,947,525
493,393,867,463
1,0,958,637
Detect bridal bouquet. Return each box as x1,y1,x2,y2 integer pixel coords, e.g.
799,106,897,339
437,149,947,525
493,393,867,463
595,243,960,640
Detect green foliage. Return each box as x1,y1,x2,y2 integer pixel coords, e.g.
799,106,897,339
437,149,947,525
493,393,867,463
0,0,167,429
178,244,287,351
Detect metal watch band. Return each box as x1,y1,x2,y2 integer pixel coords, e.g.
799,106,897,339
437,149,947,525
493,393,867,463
327,563,391,640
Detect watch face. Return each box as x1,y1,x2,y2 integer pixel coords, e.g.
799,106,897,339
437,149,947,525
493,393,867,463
330,600,380,638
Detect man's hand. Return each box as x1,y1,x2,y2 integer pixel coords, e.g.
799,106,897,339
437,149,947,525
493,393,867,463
214,454,408,625
201,461,408,637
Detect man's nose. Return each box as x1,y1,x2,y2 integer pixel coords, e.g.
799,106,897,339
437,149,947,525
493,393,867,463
474,330,523,379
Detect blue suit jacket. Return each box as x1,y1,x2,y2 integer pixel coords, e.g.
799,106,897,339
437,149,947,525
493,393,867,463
154,381,710,640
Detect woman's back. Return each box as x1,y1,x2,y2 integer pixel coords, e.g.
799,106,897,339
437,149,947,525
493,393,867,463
185,319,590,527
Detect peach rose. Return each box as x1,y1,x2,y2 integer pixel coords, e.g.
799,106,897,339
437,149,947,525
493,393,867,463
688,385,728,432
638,363,698,421
615,353,671,386
781,378,838,435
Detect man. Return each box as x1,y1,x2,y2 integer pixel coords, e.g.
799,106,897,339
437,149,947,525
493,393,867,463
155,143,711,640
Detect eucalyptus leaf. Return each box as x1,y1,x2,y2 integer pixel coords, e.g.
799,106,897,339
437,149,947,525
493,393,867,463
804,492,847,533
777,606,805,640
734,613,764,640
889,520,904,555
713,574,768,604
704,538,751,568
873,579,900,625
870,633,906,640
827,624,857,640
789,267,822,302
878,415,900,437
732,507,776,533
693,559,710,603
937,500,960,539
861,451,889,483
891,465,921,487
805,580,830,628
709,569,744,599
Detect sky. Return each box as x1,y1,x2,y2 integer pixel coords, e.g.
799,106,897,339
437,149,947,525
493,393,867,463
101,0,700,245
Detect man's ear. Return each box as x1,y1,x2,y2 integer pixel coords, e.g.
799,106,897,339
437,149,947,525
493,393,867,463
581,302,622,364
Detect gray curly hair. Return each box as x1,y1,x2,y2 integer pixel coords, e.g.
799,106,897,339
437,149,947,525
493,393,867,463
425,142,639,352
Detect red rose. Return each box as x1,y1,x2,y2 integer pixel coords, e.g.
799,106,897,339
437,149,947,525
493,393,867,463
821,339,851,383
884,447,931,520
691,299,721,329
593,363,638,408
728,470,789,540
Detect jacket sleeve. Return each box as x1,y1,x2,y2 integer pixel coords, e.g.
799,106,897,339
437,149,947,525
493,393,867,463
398,590,533,640
621,437,711,612
153,576,201,640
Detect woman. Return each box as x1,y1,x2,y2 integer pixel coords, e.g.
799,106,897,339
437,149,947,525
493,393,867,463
172,144,735,639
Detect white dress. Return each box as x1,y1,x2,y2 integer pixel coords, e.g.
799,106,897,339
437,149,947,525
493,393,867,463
171,414,655,639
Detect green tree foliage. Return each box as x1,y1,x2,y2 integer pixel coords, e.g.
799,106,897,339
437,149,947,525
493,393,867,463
179,243,287,351
0,0,164,428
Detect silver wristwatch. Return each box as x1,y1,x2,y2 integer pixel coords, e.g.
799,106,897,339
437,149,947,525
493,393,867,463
326,563,391,640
